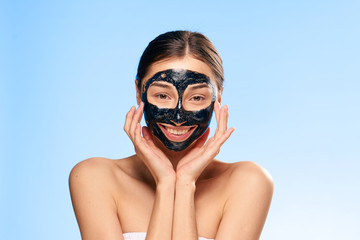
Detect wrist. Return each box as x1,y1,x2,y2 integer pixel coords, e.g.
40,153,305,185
175,177,196,191
157,176,176,191
176,170,197,184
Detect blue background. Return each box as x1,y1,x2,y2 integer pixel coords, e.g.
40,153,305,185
1,0,359,239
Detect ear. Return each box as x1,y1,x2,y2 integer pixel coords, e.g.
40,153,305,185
217,86,224,105
135,79,141,105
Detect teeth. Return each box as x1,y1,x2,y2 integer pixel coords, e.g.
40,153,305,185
165,127,189,135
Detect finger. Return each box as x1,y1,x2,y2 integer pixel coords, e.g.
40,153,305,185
218,105,228,134
213,102,221,138
205,127,235,158
225,105,229,131
214,105,226,140
222,105,228,132
137,101,144,122
129,102,144,138
124,106,136,136
133,122,142,144
217,127,235,148
214,101,220,124
223,127,235,140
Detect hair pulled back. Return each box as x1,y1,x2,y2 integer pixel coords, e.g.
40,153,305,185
136,30,224,91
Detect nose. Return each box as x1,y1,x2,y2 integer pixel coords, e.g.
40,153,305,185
170,120,187,126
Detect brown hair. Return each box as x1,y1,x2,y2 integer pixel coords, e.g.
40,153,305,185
136,30,224,90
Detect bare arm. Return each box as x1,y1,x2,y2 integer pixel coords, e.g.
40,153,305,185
172,179,198,240
215,162,274,240
145,180,175,240
69,158,124,240
69,157,175,240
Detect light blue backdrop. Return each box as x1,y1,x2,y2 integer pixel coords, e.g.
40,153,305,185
1,0,359,239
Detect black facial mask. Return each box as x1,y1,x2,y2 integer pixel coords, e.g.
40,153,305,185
141,69,216,151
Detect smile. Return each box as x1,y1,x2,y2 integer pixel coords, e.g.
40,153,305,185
157,123,197,142
165,126,190,135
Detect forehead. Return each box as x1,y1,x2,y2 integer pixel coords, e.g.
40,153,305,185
145,69,213,91
141,57,218,90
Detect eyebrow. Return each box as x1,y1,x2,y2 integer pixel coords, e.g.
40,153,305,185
149,82,173,89
187,83,210,90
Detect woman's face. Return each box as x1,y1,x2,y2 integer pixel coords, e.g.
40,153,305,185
137,56,221,151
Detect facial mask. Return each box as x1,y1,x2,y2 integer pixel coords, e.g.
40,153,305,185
141,69,216,151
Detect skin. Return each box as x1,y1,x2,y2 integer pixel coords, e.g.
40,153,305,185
69,56,274,240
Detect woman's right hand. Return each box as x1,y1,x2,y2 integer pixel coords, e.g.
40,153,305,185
124,102,176,185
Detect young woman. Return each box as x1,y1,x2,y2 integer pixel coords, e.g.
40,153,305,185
69,30,274,240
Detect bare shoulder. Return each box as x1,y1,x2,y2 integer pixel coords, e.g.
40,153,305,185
70,157,113,172
69,157,130,239
230,161,273,181
69,157,131,192
226,161,274,195
207,160,273,194
69,157,117,182
213,162,274,239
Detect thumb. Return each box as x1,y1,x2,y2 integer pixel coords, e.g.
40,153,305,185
193,128,210,148
142,126,152,141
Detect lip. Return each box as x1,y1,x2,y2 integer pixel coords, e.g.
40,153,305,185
157,123,197,142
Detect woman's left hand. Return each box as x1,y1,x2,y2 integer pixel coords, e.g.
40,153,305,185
176,102,235,184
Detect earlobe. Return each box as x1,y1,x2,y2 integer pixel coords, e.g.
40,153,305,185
135,79,141,105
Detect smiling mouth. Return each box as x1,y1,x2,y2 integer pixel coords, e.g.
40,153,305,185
157,123,197,142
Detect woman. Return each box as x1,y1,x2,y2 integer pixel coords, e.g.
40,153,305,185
69,30,274,240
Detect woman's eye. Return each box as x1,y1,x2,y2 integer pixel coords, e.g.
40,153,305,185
157,94,170,100
191,96,204,101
